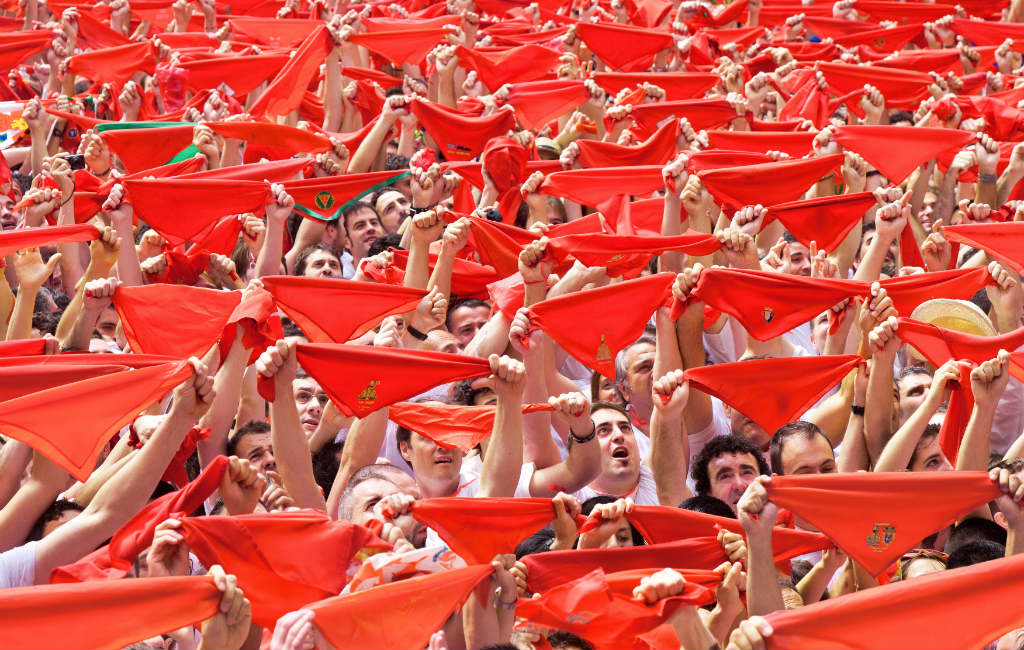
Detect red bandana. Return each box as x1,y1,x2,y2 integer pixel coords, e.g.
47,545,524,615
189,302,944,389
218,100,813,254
114,285,241,359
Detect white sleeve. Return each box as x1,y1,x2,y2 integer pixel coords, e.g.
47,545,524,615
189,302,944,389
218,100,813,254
704,319,739,365
0,541,38,590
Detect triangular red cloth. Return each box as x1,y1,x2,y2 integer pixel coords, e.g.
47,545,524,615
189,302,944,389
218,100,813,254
951,16,1024,45
0,361,191,481
528,273,674,377
764,192,877,252
455,214,537,276
257,343,493,417
705,129,816,159
67,41,156,86
816,61,932,110
503,79,589,130
937,362,975,466
100,124,194,173
219,287,282,365
683,355,863,434
308,565,493,650
249,25,332,118
260,276,426,343
524,538,729,593
944,222,1024,275
0,363,129,402
124,178,269,245
113,285,241,359
455,44,561,91
591,71,718,101
897,317,1024,369
204,121,331,155
0,35,53,74
227,17,320,47
0,339,45,356
388,250,500,298
540,165,665,206
833,126,976,183
673,267,992,341
765,472,1001,576
0,354,176,369
0,224,99,257
628,98,736,134
575,120,679,169
350,28,448,66
0,576,221,650
178,54,290,97
389,403,554,453
831,22,925,52
766,552,1024,650
176,510,390,626
72,157,206,224
409,99,517,161
282,170,407,222
52,456,230,583
687,150,772,173
341,65,401,87
544,232,720,276
517,567,715,650
574,21,672,71
697,154,844,211
412,497,585,563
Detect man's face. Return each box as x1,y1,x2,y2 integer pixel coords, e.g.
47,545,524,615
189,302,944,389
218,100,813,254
897,372,932,423
448,304,490,345
726,405,771,451
859,229,898,268
706,451,762,512
393,175,412,199
593,408,640,483
780,241,811,277
302,249,342,279
909,435,953,472
96,307,118,340
344,208,385,262
780,433,837,476
375,190,410,234
293,376,327,435
426,329,462,354
347,477,427,547
811,312,829,354
401,432,464,486
622,342,655,403
235,432,276,473
0,195,15,231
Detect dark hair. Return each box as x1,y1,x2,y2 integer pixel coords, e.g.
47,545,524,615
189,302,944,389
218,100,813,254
294,243,341,277
580,496,645,546
27,499,84,542
31,311,60,336
341,200,380,233
226,420,271,458
782,230,798,244
590,400,630,424
367,233,402,257
384,153,410,171
945,517,1007,555
969,287,992,316
908,423,941,470
445,297,489,331
281,316,305,339
897,365,932,382
451,378,491,406
691,434,770,497
312,440,343,496
945,540,1005,570
337,463,412,520
547,631,594,650
769,421,828,475
679,495,736,519
514,525,556,559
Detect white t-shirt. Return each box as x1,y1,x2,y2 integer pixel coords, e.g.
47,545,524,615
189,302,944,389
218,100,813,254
0,541,37,589
572,463,660,506
423,465,536,548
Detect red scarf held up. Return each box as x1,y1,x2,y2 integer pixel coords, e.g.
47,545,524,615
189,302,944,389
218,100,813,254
0,224,99,257
218,286,282,365
455,43,562,91
705,129,816,158
248,25,332,118
763,192,877,253
503,79,590,130
944,222,1024,275
99,124,195,173
574,21,673,72
389,402,554,453
408,98,517,161
575,119,680,169
765,472,1001,576
350,28,448,66
696,154,844,211
113,285,241,360
540,165,666,206
832,125,976,184
260,276,426,343
590,71,718,100
543,231,721,277
66,40,156,86
256,343,493,417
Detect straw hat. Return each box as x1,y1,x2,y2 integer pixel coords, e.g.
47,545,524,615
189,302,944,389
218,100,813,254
908,298,995,361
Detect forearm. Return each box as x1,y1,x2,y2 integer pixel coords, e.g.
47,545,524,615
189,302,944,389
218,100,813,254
427,249,455,301
746,536,785,616
197,335,248,468
0,270,12,327
323,49,343,132
651,409,692,506
805,376,854,448
6,288,37,341
852,235,894,283
0,441,31,509
113,218,144,288
403,239,431,291
667,606,718,650
863,351,895,462
327,407,389,518
479,392,524,498
463,313,512,359
255,218,286,278
348,117,395,173
676,312,714,433
521,346,560,469
837,412,870,472
56,259,114,342
795,560,836,604
63,305,101,351
0,460,68,552
996,169,1024,208
875,396,940,471
70,443,136,508
956,404,996,471
269,380,327,511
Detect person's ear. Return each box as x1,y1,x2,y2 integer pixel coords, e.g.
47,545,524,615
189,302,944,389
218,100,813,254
995,511,1009,530
399,440,412,463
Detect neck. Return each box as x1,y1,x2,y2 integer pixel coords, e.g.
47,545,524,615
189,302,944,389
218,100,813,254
589,470,640,499
417,474,462,499
629,396,653,423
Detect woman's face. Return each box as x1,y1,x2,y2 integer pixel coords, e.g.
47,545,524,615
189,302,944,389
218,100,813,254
597,375,623,405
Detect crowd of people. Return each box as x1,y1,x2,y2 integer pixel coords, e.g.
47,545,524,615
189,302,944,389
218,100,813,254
1,0,1024,646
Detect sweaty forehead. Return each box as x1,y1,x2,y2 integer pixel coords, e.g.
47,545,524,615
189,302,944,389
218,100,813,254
293,376,321,393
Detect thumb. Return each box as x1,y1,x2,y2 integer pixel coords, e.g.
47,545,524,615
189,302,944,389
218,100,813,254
45,252,62,271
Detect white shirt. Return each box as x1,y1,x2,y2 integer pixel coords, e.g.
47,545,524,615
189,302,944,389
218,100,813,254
573,463,660,506
0,541,37,590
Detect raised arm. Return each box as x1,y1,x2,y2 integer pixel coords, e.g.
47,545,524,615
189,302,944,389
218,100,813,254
478,355,527,498
958,351,1012,472
875,360,960,472
738,476,785,616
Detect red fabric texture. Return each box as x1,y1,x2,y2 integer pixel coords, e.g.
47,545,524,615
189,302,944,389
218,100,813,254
124,178,269,245
389,402,554,452
897,317,1024,372
482,136,529,222
544,232,721,276
697,154,843,211
260,276,426,343
53,456,230,583
178,54,289,96
99,124,195,172
0,224,99,257
227,17,320,47
766,552,1024,650
176,510,390,626
833,125,976,183
455,44,561,91
528,273,675,376
540,165,665,206
0,338,46,356
308,565,493,650
0,576,221,650
411,497,585,563
591,71,719,100
575,21,672,71
0,363,129,402
248,25,331,118
350,28,448,65
817,61,932,109
113,285,241,359
575,120,679,169
516,567,715,650
205,121,331,155
683,355,863,434
764,191,877,252
765,472,1001,576
705,129,816,158
628,98,736,135
409,98,517,161
257,343,493,416
67,41,156,85
944,222,1024,275
503,79,589,130
283,170,407,221
219,286,282,364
